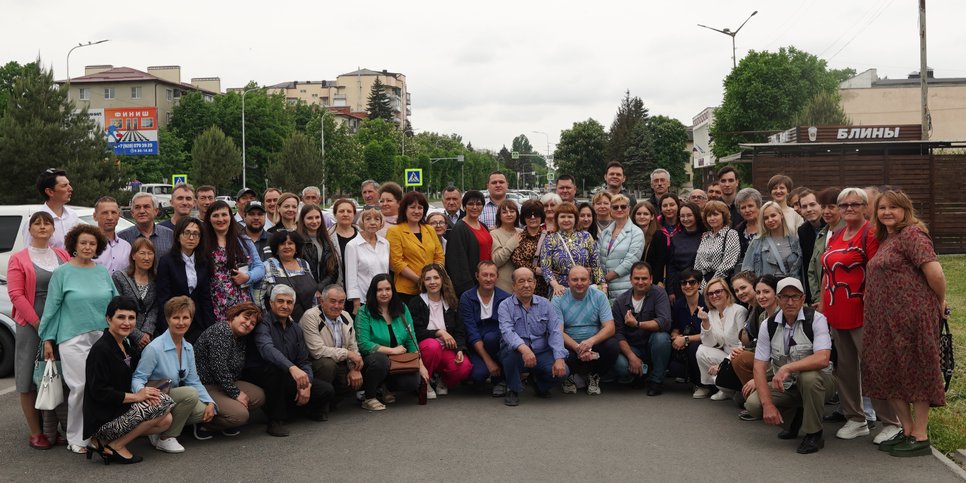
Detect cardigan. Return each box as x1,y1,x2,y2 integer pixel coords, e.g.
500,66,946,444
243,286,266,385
7,247,70,326
354,304,418,356
386,222,444,296
155,251,215,343
445,220,483,296
598,221,645,300
408,294,467,352
83,329,140,439
489,227,521,294
112,271,159,343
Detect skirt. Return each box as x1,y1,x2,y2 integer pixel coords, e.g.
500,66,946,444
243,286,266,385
93,394,175,442
14,324,41,393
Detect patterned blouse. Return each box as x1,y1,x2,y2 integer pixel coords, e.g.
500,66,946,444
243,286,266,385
693,227,741,287
540,230,604,288
510,229,549,297
210,246,252,324
194,322,247,399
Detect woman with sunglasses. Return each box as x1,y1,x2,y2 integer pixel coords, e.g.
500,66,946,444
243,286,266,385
131,297,215,454
598,194,643,302
510,200,549,298
694,277,746,400
446,190,492,297
820,188,900,442
669,269,705,391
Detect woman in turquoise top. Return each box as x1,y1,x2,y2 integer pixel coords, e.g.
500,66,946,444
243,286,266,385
354,274,428,411
132,296,216,454
39,225,118,453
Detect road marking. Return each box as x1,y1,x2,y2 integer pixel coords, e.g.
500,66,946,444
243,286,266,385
0,385,17,397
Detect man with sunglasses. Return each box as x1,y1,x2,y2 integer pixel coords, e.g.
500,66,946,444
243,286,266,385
745,278,834,454
611,262,671,396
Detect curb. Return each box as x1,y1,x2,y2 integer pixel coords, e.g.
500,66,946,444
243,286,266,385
932,447,966,481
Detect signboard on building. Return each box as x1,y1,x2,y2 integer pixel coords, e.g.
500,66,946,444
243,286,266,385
767,124,922,144
104,107,160,156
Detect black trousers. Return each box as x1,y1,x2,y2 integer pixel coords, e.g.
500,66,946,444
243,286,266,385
362,352,421,399
243,364,334,421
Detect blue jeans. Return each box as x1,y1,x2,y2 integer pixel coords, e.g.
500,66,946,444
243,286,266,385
468,330,503,384
613,332,672,384
500,346,569,394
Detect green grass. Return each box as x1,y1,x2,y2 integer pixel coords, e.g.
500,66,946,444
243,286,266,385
930,255,966,454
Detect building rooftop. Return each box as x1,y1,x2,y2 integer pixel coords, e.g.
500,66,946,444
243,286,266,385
267,80,337,89
339,68,401,77
58,66,220,94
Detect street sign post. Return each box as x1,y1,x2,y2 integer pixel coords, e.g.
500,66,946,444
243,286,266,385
171,174,188,186
511,151,520,159
405,168,423,187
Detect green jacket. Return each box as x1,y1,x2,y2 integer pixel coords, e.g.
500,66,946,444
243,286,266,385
354,304,418,356
807,219,846,301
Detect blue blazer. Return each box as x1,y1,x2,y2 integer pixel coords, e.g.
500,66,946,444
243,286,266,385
459,287,511,347
156,251,215,343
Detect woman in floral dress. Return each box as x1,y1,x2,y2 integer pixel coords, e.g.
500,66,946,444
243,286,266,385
203,201,265,322
540,202,604,298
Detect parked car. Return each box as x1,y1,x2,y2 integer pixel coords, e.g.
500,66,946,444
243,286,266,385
0,205,134,277
0,277,17,377
215,196,236,210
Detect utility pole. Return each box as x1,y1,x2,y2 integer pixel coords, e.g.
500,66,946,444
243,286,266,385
919,0,929,140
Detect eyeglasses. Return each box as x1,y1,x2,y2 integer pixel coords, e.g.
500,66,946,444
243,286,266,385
837,202,866,211
429,221,447,227
611,204,628,210
680,279,699,286
525,213,542,218
690,194,708,200
778,293,804,303
706,288,726,298
181,231,201,239
465,201,483,207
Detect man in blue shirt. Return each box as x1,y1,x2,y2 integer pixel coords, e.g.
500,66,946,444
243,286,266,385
460,261,511,396
611,262,672,396
499,267,569,406
553,266,618,396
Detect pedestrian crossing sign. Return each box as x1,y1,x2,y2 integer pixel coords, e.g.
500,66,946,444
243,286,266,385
405,168,423,187
171,174,188,186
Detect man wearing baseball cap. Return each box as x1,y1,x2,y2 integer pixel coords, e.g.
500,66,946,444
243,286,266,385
744,277,835,454
242,200,272,261
235,187,258,225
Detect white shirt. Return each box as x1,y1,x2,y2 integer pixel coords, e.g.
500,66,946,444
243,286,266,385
344,234,390,301
182,252,197,292
22,203,80,249
478,290,494,320
94,235,132,274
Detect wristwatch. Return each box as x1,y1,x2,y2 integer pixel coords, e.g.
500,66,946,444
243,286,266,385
684,335,690,345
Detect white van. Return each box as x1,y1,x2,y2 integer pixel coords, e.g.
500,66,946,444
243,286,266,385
138,183,173,214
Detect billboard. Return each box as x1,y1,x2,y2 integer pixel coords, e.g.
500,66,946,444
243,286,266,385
102,107,159,156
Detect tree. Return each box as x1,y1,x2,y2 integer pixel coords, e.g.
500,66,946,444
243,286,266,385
509,134,535,184
266,132,322,193
793,91,850,126
190,126,241,193
0,60,40,119
553,119,607,194
645,115,690,186
366,78,394,123
0,58,122,206
357,118,400,184
168,91,215,154
304,111,363,197
606,90,647,163
623,121,654,188
710,46,846,159
124,128,189,184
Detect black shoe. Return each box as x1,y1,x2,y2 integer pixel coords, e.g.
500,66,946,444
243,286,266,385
647,383,663,397
866,419,877,431
797,431,825,454
192,423,215,441
504,391,520,407
824,411,847,422
535,388,552,399
779,407,804,440
103,444,143,465
266,420,290,437
220,428,241,437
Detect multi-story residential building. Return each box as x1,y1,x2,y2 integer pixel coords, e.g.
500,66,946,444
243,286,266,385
60,65,221,127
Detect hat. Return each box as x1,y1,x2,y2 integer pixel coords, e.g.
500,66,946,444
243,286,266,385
244,200,266,214
236,187,257,200
776,277,804,294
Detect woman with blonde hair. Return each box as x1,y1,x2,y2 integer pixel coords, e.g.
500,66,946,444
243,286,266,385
694,277,746,400
345,208,389,315
598,194,644,301
741,201,802,279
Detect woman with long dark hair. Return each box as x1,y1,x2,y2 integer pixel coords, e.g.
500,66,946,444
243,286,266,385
297,204,341,297
156,217,215,343
202,200,265,324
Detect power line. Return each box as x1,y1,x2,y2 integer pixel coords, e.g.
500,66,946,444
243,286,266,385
827,0,898,61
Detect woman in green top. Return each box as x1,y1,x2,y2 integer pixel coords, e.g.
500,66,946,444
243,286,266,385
39,225,118,453
354,274,429,411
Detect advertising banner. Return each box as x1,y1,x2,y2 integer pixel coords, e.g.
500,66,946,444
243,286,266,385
104,107,159,155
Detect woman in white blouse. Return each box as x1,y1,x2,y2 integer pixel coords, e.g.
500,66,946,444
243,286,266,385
344,208,390,315
694,277,747,400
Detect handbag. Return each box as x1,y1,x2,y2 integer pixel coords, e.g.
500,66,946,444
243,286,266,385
32,343,62,387
388,319,421,375
35,359,65,410
940,316,955,392
714,358,743,391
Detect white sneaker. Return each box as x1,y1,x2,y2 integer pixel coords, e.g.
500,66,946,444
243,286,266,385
148,434,159,447
426,385,437,400
562,376,578,394
435,380,448,396
587,374,601,395
836,420,870,440
711,389,733,401
155,436,185,453
872,424,903,444
692,387,712,399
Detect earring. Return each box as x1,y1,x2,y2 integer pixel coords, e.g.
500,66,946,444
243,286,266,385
72,251,77,257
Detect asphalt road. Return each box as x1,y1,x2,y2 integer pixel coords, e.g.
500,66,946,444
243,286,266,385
0,379,960,482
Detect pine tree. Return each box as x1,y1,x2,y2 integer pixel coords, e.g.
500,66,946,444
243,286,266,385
606,90,649,163
190,126,242,192
366,78,395,123
0,58,122,205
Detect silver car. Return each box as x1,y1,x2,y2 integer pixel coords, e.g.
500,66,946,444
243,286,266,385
0,277,17,377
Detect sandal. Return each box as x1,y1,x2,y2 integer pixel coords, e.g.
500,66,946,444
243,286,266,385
361,398,386,411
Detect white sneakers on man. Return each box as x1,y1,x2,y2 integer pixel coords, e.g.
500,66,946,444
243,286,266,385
872,424,903,444
710,389,734,401
692,387,712,399
836,420,871,440
149,434,185,453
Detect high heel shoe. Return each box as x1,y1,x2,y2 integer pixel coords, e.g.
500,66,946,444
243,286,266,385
86,443,110,465
103,444,143,465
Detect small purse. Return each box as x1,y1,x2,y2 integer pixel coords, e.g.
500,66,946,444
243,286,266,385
714,358,743,391
388,319,421,375
940,315,954,392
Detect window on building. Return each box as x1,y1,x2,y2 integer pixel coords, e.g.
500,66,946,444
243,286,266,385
104,88,115,100
166,112,173,124
166,89,173,101
173,90,181,99
131,86,142,99
78,88,90,100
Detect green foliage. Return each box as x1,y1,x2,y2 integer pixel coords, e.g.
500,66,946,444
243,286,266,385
0,60,41,119
290,101,322,133
645,115,690,186
607,90,648,163
710,47,845,158
623,121,654,188
0,58,123,206
304,111,364,198
213,90,294,194
363,139,396,185
168,91,215,154
190,126,241,193
793,91,850,126
553,119,608,195
266,131,322,193
366,78,394,123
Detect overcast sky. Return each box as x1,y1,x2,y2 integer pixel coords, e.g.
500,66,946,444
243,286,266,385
5,0,965,153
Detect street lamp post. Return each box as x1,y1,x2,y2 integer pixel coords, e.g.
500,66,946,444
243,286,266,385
65,39,109,101
241,87,261,190
698,11,757,68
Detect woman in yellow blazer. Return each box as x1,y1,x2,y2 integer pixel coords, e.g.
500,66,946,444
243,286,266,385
386,191,444,303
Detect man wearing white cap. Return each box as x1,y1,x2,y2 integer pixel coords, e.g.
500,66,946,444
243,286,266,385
744,277,835,454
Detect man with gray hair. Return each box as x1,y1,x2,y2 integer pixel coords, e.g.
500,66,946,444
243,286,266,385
299,285,364,404
648,169,671,208
734,187,763,264
119,192,174,256
247,284,334,436
687,189,709,211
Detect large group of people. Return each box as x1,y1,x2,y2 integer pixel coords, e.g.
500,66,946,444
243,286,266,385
9,165,948,463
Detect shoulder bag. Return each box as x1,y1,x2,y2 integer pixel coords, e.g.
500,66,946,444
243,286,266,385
940,314,955,392
388,318,421,375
